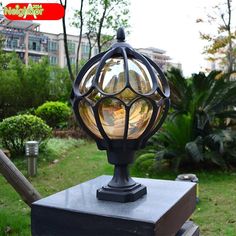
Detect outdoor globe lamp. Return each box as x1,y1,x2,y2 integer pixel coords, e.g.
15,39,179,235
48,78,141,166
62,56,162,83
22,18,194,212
71,28,170,203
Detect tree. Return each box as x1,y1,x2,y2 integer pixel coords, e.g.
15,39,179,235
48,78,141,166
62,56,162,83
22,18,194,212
72,0,84,75
197,0,236,74
0,36,12,69
90,0,130,53
0,52,23,119
72,0,130,58
59,0,74,82
0,54,71,120
86,31,97,59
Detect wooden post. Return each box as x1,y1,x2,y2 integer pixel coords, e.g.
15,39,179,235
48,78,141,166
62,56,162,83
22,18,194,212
0,149,41,207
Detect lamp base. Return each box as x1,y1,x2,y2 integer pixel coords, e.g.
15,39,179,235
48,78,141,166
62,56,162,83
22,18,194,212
97,183,147,203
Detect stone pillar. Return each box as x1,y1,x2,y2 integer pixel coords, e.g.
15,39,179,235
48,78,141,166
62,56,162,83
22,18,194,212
31,176,199,236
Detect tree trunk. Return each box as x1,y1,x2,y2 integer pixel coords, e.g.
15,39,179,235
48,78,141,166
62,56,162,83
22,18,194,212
60,0,74,82
75,0,84,76
97,5,107,53
0,149,41,207
224,0,233,75
227,0,233,75
227,37,233,75
86,32,93,59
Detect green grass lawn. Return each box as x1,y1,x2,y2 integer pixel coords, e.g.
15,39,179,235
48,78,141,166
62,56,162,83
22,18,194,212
1,138,236,235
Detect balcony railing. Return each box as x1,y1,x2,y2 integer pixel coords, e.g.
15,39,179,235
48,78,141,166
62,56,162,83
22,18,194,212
1,30,25,37
4,44,25,50
28,46,48,54
4,44,48,54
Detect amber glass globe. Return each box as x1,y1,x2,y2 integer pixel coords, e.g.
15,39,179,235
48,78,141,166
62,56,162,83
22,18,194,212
78,57,163,140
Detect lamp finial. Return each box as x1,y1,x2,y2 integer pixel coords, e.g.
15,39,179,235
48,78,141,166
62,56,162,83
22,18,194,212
117,27,125,42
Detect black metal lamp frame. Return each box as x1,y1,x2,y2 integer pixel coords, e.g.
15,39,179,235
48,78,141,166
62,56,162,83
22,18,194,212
71,28,170,202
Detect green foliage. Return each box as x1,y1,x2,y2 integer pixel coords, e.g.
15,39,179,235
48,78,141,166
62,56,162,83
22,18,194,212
0,45,13,70
136,69,236,172
35,101,71,128
197,0,236,73
147,115,197,171
148,118,236,171
0,114,52,155
49,65,72,101
168,68,236,125
0,55,71,120
72,0,130,53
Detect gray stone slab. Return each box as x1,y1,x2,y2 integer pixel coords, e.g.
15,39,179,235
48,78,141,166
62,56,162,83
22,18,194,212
32,175,196,236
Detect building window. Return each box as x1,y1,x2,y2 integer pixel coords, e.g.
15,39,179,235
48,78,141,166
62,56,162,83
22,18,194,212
29,55,41,62
48,41,58,52
12,39,19,49
6,39,11,48
64,57,75,66
70,57,75,65
29,40,40,51
5,38,19,49
93,47,99,56
64,57,67,66
81,42,89,59
68,40,75,54
32,42,36,50
49,56,58,65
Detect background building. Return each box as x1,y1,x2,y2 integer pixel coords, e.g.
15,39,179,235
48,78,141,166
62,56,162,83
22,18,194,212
137,47,182,71
0,16,182,71
0,15,98,67
0,15,46,64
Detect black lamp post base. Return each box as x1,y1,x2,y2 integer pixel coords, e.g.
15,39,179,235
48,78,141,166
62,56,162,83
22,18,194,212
97,183,147,203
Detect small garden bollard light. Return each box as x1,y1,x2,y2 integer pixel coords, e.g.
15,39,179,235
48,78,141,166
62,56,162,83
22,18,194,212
71,28,170,202
176,174,199,203
25,141,39,177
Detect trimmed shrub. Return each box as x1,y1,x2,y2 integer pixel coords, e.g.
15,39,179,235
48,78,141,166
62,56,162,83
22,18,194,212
134,153,156,173
35,101,71,128
0,114,52,155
